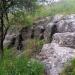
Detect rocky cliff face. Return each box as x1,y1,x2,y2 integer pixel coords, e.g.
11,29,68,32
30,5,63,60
3,14,75,75
3,16,51,49
39,33,75,75
4,14,75,47
40,43,75,75
37,14,75,75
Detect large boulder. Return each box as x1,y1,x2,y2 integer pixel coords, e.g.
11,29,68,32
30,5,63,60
44,14,75,42
46,14,75,33
56,19,75,32
38,31,75,75
39,43,75,75
52,32,75,48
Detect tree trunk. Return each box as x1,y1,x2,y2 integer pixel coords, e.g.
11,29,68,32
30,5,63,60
0,13,4,57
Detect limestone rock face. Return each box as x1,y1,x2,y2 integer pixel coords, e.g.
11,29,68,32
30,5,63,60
44,14,75,42
39,32,75,75
39,43,75,75
38,14,75,75
52,32,75,48
56,19,75,32
46,14,75,34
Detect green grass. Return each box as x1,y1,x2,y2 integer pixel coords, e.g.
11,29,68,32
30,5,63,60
0,48,44,75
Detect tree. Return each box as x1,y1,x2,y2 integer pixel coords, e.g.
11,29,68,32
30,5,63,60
0,0,36,57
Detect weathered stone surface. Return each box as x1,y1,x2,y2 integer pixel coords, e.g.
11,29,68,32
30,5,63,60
44,14,75,42
39,43,75,75
38,14,75,75
46,14,75,33
3,33,17,47
57,19,75,32
52,32,75,48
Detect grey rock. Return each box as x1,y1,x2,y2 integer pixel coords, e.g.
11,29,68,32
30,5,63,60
39,43,75,75
57,20,75,32
46,14,75,33
44,14,75,42
52,32,75,48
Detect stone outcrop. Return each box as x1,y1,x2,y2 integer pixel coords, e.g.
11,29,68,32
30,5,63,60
39,43,75,75
38,32,75,75
3,14,75,75
52,32,75,48
38,14,75,75
45,14,75,41
4,14,75,47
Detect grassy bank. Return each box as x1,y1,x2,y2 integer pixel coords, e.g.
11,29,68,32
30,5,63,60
0,48,44,75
